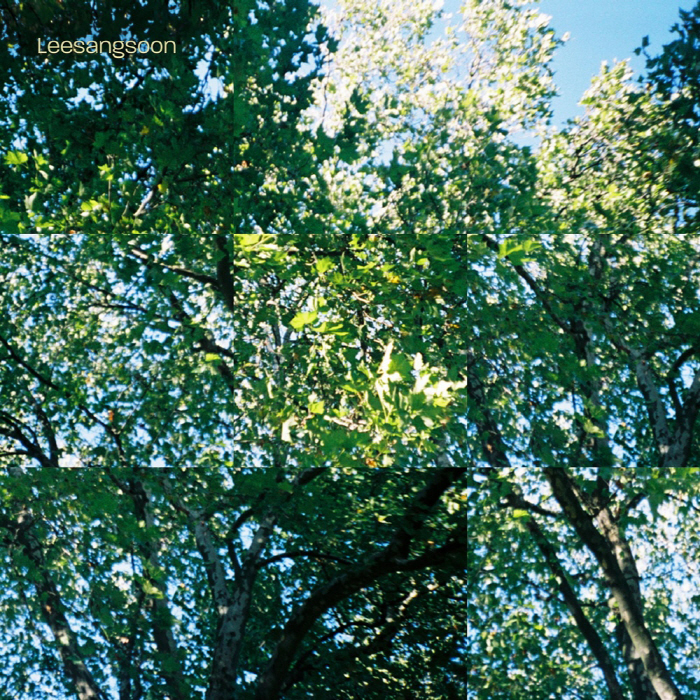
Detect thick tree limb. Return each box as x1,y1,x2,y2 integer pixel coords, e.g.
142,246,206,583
253,467,465,700
0,420,57,469
163,479,276,700
215,233,234,311
484,232,699,471
544,467,684,700
596,503,660,700
602,315,700,468
0,507,106,700
499,490,560,518
128,479,189,700
468,353,641,700
196,468,327,699
281,586,427,695
524,511,627,700
669,345,700,377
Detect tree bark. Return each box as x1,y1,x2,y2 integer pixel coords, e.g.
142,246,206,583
596,505,660,700
197,511,271,700
545,467,684,700
129,479,189,700
524,511,628,700
469,353,630,698
4,510,106,700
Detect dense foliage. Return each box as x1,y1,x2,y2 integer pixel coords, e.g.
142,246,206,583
0,1,467,699
468,3,700,700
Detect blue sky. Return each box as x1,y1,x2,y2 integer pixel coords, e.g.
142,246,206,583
539,0,697,123
316,0,697,127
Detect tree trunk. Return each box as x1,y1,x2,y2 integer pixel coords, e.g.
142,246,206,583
545,468,684,700
597,507,661,700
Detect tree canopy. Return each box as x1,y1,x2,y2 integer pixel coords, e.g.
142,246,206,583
468,3,700,700
0,1,467,699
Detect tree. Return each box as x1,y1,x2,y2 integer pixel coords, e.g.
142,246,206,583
468,4,700,700
0,1,468,699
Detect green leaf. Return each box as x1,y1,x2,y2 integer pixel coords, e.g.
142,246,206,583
315,257,335,274
308,400,325,415
582,418,606,438
5,150,28,166
290,310,318,330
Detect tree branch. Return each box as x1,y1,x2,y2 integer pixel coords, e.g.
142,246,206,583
281,587,425,695
524,511,627,700
127,479,189,700
129,246,219,288
253,467,465,700
0,506,107,700
544,467,684,700
258,550,353,568
166,291,234,394
481,233,569,333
